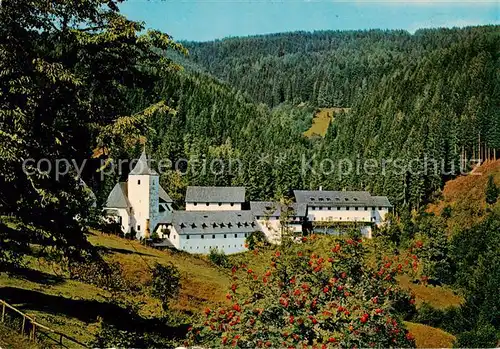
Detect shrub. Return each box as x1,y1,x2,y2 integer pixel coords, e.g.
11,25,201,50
208,247,229,268
412,303,464,334
69,259,129,291
441,205,452,219
186,237,419,348
245,230,268,250
456,322,498,348
90,318,176,348
485,175,498,205
151,262,181,312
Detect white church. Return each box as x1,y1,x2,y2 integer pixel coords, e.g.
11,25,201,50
104,152,392,254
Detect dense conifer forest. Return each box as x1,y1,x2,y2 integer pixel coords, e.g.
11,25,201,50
124,26,500,210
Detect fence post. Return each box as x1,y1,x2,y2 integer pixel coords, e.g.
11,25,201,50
21,315,26,335
1,302,5,323
31,316,36,341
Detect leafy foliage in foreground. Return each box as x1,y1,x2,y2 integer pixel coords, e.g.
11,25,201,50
0,0,184,269
187,236,419,348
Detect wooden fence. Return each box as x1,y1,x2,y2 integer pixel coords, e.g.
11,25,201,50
0,299,87,348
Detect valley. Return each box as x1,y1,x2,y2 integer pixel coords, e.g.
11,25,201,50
1,1,499,347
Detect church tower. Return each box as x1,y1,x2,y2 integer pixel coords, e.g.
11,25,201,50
128,151,160,239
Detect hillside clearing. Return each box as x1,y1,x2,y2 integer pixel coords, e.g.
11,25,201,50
303,107,349,138
427,160,500,233
405,322,455,348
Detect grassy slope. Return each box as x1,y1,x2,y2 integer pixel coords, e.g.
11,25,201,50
0,231,230,345
397,275,462,309
405,322,455,348
303,107,349,138
427,159,500,234
0,232,458,347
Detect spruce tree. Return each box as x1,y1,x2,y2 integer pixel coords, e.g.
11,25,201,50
485,175,498,205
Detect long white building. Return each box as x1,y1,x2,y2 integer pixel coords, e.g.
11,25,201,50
185,186,245,211
168,210,255,254
104,153,393,253
294,190,392,238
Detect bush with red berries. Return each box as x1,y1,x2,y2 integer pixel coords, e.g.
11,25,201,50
187,235,418,348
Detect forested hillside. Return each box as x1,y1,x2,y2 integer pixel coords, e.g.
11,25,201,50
318,28,500,208
141,26,500,210
184,27,498,108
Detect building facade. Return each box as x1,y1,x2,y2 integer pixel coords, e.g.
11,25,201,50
104,154,393,253
185,186,245,211
250,201,307,243
104,152,174,239
293,190,392,238
168,211,255,254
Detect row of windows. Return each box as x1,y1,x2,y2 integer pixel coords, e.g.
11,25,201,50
310,206,385,211
311,217,378,222
255,216,301,221
188,245,245,250
186,233,248,240
310,196,358,202
179,222,255,229
192,202,236,207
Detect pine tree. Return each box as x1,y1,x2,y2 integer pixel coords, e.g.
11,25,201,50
485,175,498,205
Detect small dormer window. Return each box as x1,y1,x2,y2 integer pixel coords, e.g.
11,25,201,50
194,203,197,206
206,203,209,206
202,223,208,229
212,235,215,239
230,203,234,206
180,223,186,229
201,234,204,239
138,180,141,185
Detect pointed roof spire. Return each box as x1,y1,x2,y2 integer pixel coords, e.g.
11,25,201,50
105,182,131,208
129,151,158,176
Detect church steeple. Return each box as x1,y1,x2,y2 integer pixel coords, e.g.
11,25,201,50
129,151,158,176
